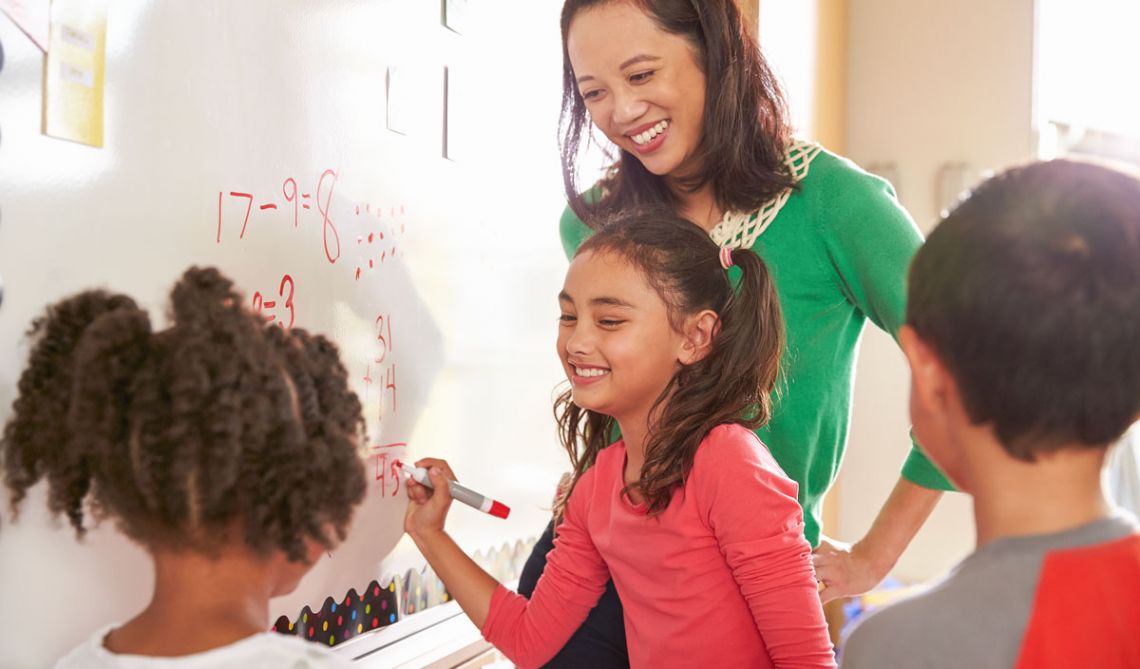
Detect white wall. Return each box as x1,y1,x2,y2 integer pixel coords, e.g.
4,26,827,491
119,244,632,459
0,2,571,666
759,0,819,137
839,0,1039,581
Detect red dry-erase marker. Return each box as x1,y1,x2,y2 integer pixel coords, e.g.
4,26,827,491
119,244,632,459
397,461,510,519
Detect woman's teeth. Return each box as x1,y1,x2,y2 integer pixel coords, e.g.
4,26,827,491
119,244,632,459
631,120,669,146
575,367,609,378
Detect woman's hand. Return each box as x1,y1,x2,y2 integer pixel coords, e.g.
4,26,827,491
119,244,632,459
813,479,943,602
812,535,892,603
404,458,457,540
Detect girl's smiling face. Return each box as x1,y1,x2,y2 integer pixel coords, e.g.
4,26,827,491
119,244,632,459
567,2,707,179
557,250,688,427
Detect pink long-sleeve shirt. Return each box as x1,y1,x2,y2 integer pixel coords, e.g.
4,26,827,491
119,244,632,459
482,424,836,668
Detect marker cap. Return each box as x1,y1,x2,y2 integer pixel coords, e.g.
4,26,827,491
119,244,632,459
489,500,510,519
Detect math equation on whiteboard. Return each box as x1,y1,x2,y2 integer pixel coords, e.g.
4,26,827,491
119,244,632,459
213,171,410,498
215,169,408,280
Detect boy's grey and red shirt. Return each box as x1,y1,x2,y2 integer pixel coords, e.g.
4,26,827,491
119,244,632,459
840,514,1140,669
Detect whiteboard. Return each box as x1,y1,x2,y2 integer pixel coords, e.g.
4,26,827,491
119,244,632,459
0,2,570,666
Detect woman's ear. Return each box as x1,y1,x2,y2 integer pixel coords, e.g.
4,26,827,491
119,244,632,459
678,309,720,365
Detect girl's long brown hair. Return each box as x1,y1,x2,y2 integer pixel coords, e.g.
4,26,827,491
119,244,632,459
555,209,784,518
559,0,796,226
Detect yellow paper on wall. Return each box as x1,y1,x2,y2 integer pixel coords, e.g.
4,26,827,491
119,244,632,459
42,0,107,147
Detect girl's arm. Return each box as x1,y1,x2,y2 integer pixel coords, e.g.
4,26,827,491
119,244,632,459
696,429,836,668
405,459,610,669
405,461,496,625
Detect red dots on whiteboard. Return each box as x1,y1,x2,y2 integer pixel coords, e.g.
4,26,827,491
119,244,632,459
351,200,409,280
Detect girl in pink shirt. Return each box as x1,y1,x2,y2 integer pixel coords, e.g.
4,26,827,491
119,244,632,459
405,211,835,668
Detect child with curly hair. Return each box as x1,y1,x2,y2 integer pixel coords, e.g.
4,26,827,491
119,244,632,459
1,267,367,668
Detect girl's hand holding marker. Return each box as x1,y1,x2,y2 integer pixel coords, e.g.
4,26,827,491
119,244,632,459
401,459,509,536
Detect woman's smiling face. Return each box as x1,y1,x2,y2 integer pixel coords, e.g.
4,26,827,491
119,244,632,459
567,2,707,179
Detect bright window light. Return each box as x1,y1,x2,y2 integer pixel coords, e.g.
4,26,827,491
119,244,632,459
1037,0,1140,141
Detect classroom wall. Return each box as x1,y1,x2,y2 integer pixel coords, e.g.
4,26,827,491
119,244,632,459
0,2,573,666
839,0,1039,581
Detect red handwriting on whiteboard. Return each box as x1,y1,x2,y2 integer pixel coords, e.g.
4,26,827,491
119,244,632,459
363,362,398,425
362,362,373,399
251,274,296,328
217,191,255,242
374,313,396,419
374,314,392,364
370,443,407,497
360,313,397,425
317,169,341,263
215,170,341,265
282,178,299,227
352,203,408,281
380,364,397,417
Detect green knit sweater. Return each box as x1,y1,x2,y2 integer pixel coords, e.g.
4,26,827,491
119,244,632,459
559,147,954,547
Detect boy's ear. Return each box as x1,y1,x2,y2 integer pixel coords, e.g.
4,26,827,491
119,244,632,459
900,325,954,410
679,309,719,365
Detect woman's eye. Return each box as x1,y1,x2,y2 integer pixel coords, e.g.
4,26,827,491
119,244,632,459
598,319,625,328
630,70,654,84
581,88,602,101
559,314,577,324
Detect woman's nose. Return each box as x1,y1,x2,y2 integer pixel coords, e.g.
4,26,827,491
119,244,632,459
611,86,649,126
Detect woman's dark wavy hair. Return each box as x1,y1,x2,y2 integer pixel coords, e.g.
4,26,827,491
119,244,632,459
554,209,784,517
559,0,795,226
1,267,366,563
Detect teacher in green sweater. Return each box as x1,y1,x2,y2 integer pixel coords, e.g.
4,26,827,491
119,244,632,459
516,1,955,666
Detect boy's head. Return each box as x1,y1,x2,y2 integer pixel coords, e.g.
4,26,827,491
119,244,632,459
900,159,1140,489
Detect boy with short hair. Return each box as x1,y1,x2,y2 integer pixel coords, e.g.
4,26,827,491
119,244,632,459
840,159,1140,669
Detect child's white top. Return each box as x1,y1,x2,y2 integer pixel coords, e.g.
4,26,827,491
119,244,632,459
54,625,352,669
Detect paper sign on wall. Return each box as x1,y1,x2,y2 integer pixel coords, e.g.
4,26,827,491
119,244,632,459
42,0,107,147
